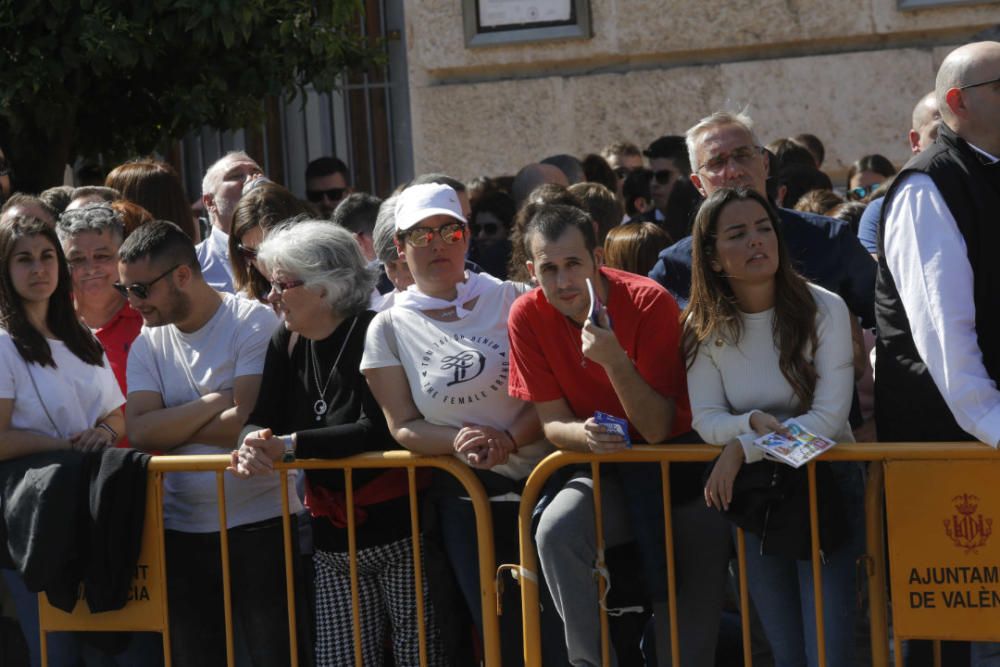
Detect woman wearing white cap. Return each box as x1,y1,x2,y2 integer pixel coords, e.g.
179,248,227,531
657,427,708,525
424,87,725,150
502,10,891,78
362,182,555,666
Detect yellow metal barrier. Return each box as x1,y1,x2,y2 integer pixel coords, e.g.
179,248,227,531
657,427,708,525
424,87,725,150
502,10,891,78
35,442,1000,667
515,442,1000,667
38,451,502,667
37,473,172,666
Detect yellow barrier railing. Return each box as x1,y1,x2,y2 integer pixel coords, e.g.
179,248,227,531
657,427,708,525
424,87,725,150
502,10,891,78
38,451,501,667
515,442,1000,667
36,442,1000,667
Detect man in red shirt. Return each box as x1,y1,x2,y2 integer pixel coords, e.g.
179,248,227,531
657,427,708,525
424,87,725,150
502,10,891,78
508,203,729,667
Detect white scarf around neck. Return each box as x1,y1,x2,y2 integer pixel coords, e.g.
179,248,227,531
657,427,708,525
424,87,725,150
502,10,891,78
394,270,502,319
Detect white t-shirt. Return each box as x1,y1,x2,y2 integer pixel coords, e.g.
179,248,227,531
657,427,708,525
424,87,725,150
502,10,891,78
361,278,552,480
0,331,123,439
127,293,301,532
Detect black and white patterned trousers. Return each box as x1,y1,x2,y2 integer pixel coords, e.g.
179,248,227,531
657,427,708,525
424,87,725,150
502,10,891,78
314,535,446,666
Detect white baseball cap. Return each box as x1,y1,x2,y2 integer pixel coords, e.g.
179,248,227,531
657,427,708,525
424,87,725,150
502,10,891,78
394,183,467,231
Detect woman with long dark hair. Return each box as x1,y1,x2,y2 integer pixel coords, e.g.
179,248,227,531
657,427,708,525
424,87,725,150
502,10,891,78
0,215,126,666
682,187,864,667
228,181,314,301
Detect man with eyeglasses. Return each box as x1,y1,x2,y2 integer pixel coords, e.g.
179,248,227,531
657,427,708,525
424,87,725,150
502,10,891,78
876,40,1000,667
197,151,264,293
118,220,300,667
305,156,352,218
648,111,876,330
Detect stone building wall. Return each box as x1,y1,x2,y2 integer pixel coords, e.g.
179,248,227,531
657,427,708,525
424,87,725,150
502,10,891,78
403,0,998,183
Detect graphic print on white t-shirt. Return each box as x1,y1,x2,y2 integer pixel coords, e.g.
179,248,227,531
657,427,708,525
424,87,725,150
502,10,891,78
418,332,509,407
362,280,553,480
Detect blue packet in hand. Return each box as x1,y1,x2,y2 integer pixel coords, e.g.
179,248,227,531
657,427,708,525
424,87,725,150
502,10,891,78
594,411,631,448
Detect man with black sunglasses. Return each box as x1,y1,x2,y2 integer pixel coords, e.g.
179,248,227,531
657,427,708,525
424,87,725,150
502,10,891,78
305,156,352,218
644,135,701,240
118,220,299,667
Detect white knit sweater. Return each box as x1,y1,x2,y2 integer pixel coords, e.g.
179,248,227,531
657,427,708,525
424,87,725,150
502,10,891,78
687,283,856,462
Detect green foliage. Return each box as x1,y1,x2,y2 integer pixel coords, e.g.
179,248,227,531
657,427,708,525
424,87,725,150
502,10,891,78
0,0,381,176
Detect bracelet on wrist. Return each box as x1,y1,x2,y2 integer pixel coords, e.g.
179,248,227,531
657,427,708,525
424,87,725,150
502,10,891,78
504,429,518,452
97,422,118,442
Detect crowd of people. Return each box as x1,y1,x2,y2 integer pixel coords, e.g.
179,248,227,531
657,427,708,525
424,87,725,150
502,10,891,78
0,38,997,667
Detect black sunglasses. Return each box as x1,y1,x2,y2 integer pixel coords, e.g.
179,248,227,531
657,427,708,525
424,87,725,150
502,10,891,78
113,264,180,300
652,169,674,185
613,166,634,179
849,183,882,200
237,243,258,261
305,187,346,203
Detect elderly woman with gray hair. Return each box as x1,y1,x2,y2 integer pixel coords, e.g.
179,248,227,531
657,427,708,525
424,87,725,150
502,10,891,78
56,203,142,394
231,220,445,666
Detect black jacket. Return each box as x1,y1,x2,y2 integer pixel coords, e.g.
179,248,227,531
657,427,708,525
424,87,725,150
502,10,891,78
0,448,148,613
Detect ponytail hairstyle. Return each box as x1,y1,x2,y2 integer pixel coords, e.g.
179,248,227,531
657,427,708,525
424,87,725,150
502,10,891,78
681,187,818,408
0,216,104,368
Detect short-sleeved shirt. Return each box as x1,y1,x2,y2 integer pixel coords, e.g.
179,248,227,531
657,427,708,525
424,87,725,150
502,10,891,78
508,266,692,442
127,293,299,532
0,330,123,440
94,301,143,395
361,276,551,480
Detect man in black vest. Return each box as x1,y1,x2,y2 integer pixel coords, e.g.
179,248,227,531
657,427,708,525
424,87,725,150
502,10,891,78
876,41,1000,445
875,40,1000,666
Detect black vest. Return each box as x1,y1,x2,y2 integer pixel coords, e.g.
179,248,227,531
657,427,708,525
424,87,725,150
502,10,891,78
875,123,1000,442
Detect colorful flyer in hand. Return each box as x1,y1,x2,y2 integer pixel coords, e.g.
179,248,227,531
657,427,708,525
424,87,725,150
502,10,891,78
594,411,632,448
751,418,836,468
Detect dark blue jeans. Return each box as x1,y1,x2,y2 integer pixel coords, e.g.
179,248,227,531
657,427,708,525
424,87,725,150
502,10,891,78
739,461,866,667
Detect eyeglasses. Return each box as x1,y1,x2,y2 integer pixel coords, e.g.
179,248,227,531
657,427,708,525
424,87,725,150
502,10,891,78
269,278,305,294
613,166,635,179
236,243,258,261
849,183,882,200
403,222,466,247
958,75,1000,90
652,169,674,185
113,264,180,300
305,187,346,203
696,145,763,175
471,222,500,237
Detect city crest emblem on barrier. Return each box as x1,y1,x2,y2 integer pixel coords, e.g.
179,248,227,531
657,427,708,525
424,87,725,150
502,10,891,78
944,494,992,554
